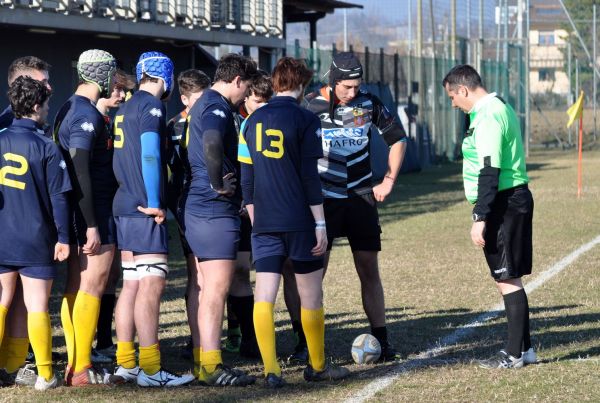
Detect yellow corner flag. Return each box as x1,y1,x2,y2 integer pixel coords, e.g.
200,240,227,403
567,90,584,128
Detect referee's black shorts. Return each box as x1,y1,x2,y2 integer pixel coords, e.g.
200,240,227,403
483,185,534,281
324,193,381,251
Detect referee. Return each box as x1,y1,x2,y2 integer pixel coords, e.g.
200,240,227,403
442,65,536,369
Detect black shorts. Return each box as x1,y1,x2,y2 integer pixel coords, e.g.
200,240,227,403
71,204,116,246
483,185,534,281
239,214,252,253
324,193,381,251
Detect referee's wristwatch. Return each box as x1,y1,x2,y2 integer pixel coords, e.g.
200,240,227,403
472,213,486,222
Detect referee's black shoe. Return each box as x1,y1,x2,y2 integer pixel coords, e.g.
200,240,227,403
378,341,401,362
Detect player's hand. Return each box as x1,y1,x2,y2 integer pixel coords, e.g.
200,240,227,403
312,227,328,256
137,206,166,224
471,221,486,247
54,242,70,262
215,173,237,197
373,178,394,202
82,227,101,255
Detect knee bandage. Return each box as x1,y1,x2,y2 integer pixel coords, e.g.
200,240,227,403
136,258,169,279
122,260,138,281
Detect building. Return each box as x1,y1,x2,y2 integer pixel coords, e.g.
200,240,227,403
529,0,569,95
0,0,358,116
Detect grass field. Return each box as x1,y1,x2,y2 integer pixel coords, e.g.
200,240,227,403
2,147,600,402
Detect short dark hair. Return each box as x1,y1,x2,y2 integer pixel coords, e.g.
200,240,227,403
442,64,484,90
139,73,160,86
272,57,313,93
248,72,273,100
8,76,51,119
177,69,211,97
114,69,136,90
214,53,258,83
7,56,51,85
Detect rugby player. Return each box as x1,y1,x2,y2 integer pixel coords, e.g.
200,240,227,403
54,49,118,386
239,56,350,387
223,72,273,358
182,53,256,386
93,69,136,364
0,77,71,390
165,69,210,364
111,51,194,387
0,56,53,387
284,52,407,363
442,65,536,369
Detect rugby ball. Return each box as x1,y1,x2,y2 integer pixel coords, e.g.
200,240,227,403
351,333,381,364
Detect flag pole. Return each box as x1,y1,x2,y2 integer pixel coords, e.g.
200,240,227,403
578,113,583,198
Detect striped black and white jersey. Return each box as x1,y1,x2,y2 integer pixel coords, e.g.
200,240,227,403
304,87,406,199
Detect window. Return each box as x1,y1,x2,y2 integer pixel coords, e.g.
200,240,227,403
538,68,555,82
538,31,555,46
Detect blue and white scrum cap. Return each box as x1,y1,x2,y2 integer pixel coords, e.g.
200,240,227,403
77,49,117,98
136,51,175,96
328,52,363,86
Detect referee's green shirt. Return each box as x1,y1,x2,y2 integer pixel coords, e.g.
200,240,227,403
462,93,529,204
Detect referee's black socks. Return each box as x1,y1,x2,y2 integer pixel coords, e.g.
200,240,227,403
503,288,531,358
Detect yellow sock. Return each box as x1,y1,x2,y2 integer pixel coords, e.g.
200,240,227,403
253,301,280,377
4,337,29,373
28,312,53,381
199,350,222,381
0,332,8,368
116,341,136,369
72,291,101,372
301,306,325,371
139,344,161,375
60,293,76,368
0,305,8,347
193,347,201,378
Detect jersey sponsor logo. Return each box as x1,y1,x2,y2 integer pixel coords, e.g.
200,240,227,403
81,122,95,133
212,109,226,118
149,108,163,117
322,127,364,139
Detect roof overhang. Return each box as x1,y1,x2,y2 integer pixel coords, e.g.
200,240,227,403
0,8,286,49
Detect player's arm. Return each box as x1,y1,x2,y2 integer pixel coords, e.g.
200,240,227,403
372,96,407,202
47,143,72,261
138,130,165,224
69,117,101,254
301,116,327,256
202,107,236,196
137,101,166,224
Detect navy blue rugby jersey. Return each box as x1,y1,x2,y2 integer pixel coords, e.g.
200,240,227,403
0,119,71,265
112,90,167,217
0,105,14,130
239,96,323,233
184,89,241,214
54,94,117,204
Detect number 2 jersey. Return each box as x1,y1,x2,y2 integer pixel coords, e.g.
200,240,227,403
304,87,406,199
0,118,71,265
239,96,323,233
112,90,167,217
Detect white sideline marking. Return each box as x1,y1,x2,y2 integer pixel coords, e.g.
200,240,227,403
345,234,600,403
